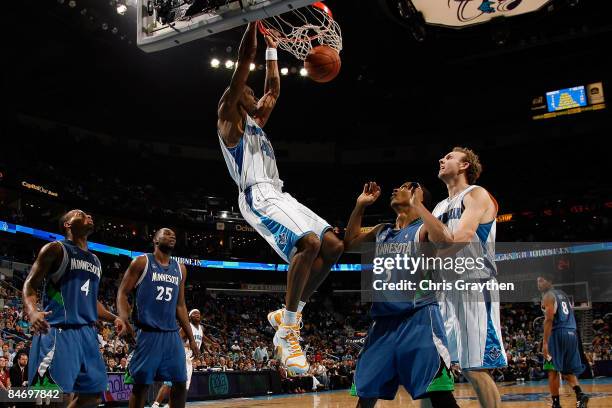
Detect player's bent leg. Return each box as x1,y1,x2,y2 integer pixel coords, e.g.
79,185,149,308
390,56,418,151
462,369,501,408
427,391,459,408
301,230,343,301
286,233,320,311
67,393,102,408
169,382,187,408
128,384,150,408
355,397,377,408
152,384,171,407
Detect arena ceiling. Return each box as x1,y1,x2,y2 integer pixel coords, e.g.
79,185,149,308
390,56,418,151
6,0,612,147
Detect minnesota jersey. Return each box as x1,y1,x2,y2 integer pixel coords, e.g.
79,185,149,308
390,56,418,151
44,240,101,326
544,289,577,330
219,115,283,192
133,254,182,331
185,323,203,358
370,220,436,318
431,185,497,280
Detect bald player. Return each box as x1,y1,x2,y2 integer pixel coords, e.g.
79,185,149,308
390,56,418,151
117,228,199,408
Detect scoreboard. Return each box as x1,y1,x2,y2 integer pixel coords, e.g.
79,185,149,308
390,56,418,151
532,82,605,120
546,86,587,112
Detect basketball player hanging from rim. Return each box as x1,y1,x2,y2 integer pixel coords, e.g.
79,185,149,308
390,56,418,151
412,147,507,408
217,22,344,375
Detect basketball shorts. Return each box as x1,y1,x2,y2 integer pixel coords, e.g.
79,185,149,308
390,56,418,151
437,278,507,370
186,354,194,389
29,325,107,394
544,328,585,375
160,351,193,389
354,304,454,400
126,330,186,385
239,183,331,263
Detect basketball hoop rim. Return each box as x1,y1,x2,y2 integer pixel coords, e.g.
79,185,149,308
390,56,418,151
257,1,334,41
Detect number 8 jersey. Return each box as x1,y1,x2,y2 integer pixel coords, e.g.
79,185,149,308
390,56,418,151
44,239,102,326
133,254,182,331
544,289,577,331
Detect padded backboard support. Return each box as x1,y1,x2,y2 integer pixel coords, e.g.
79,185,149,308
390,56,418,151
137,0,317,53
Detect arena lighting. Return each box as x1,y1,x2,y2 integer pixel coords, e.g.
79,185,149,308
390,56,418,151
299,68,308,77
116,4,128,15
249,63,256,71
68,0,77,8
280,67,289,75
225,60,234,69
210,58,220,68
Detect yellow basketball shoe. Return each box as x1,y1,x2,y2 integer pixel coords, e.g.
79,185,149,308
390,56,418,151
267,308,302,330
273,324,309,375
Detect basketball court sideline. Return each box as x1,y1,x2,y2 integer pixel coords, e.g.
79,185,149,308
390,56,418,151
183,379,612,407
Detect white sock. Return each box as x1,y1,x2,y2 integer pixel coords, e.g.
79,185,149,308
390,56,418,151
283,310,298,326
297,301,306,313
151,403,160,408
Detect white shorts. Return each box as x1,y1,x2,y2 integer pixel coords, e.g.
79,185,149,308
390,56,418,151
239,183,331,263
186,357,193,389
438,278,507,370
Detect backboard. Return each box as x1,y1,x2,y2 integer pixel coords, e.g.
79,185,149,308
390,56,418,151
137,0,318,53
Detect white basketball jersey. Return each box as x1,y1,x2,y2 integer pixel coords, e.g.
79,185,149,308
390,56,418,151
218,115,283,192
185,323,203,358
431,185,497,279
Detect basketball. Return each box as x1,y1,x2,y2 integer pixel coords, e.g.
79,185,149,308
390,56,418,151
304,45,341,83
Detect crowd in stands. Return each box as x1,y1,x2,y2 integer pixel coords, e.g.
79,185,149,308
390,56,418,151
3,260,612,395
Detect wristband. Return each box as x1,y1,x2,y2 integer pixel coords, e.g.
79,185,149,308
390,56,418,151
265,48,278,61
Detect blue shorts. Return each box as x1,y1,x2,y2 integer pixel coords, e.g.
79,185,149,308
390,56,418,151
28,325,107,394
355,304,454,400
127,330,186,385
547,328,585,375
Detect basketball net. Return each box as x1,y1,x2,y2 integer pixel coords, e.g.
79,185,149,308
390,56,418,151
258,2,342,61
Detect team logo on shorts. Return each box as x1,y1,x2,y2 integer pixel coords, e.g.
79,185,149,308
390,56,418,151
488,346,502,361
277,233,288,246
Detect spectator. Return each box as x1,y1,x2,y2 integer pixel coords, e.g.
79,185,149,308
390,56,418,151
0,356,11,390
252,342,268,363
9,353,28,388
108,358,118,372
312,362,329,389
117,358,128,372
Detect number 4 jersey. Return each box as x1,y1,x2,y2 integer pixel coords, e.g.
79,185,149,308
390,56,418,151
44,239,102,326
132,254,182,331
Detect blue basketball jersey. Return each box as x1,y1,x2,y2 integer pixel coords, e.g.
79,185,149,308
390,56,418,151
133,254,182,331
547,289,577,330
370,220,436,318
44,240,101,326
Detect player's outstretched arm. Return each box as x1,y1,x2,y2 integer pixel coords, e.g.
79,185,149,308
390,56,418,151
218,23,257,130
117,255,146,328
253,33,280,128
177,264,200,360
23,241,63,334
344,182,384,251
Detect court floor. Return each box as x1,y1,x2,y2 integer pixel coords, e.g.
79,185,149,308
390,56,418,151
186,378,612,407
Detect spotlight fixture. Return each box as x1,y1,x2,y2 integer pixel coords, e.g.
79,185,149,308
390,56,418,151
211,58,220,68
299,68,308,77
280,68,289,75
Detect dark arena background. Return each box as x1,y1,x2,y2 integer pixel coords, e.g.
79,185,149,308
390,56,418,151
2,0,612,407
